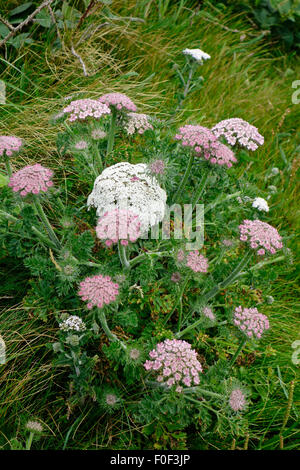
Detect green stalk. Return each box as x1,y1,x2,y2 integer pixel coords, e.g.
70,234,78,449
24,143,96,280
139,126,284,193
129,250,172,268
25,432,34,451
98,309,126,350
176,251,253,338
93,143,103,173
164,273,191,326
106,108,117,159
118,241,130,270
3,151,12,177
229,338,247,368
191,171,209,210
185,387,223,399
33,197,61,251
172,152,195,204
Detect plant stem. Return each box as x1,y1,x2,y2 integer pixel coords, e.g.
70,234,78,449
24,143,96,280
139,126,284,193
229,338,247,368
176,251,253,338
191,170,209,210
185,387,223,399
118,241,130,270
33,197,61,250
172,152,195,204
98,309,126,350
25,432,34,450
164,273,191,326
106,108,117,159
129,250,172,268
3,151,12,177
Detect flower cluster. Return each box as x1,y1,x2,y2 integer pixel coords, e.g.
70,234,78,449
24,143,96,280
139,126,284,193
202,306,215,321
186,250,208,273
87,162,167,232
175,125,236,168
212,118,264,151
59,315,86,332
8,164,54,197
124,112,153,135
74,140,88,150
149,159,165,175
78,275,119,309
182,48,211,63
233,306,270,339
26,421,43,434
144,339,203,392
0,135,23,157
239,219,283,255
229,388,246,412
91,129,106,140
63,99,111,122
99,93,137,112
252,197,269,212
95,208,141,247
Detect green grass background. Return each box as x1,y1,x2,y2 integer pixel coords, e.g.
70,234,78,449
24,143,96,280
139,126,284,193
0,0,299,449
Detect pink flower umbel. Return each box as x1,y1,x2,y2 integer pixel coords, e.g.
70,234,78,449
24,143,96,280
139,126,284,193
78,274,119,309
212,118,264,151
8,164,54,197
149,160,165,175
144,339,203,391
63,99,111,122
0,135,23,157
186,251,208,273
95,209,141,247
99,93,137,112
175,125,236,168
202,306,215,321
229,388,246,412
233,306,270,339
239,219,283,256
124,112,153,135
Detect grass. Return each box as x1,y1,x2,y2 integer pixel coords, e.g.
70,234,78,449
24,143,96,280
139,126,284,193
0,0,299,450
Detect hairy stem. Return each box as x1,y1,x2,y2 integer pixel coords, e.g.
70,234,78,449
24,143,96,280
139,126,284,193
3,151,12,177
164,273,191,326
106,108,117,159
33,197,61,250
191,170,209,210
229,338,247,368
176,251,253,338
172,152,195,204
118,241,131,270
98,309,126,350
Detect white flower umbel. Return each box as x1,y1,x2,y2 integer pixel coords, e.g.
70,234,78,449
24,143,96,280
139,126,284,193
87,162,167,232
252,197,269,213
182,48,211,63
59,315,86,332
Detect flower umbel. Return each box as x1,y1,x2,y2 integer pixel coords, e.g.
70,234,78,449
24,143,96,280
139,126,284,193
229,388,246,412
144,339,203,391
175,125,236,168
124,112,153,135
239,219,283,255
59,315,86,332
78,275,119,309
99,93,137,112
252,197,269,212
233,306,270,339
182,48,211,63
63,99,111,122
26,421,43,434
186,251,208,273
95,208,141,247
8,164,54,197
0,135,23,157
212,118,264,151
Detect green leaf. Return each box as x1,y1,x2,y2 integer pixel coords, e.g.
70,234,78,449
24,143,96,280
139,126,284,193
9,2,33,17
35,9,52,28
0,174,8,187
0,23,10,38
